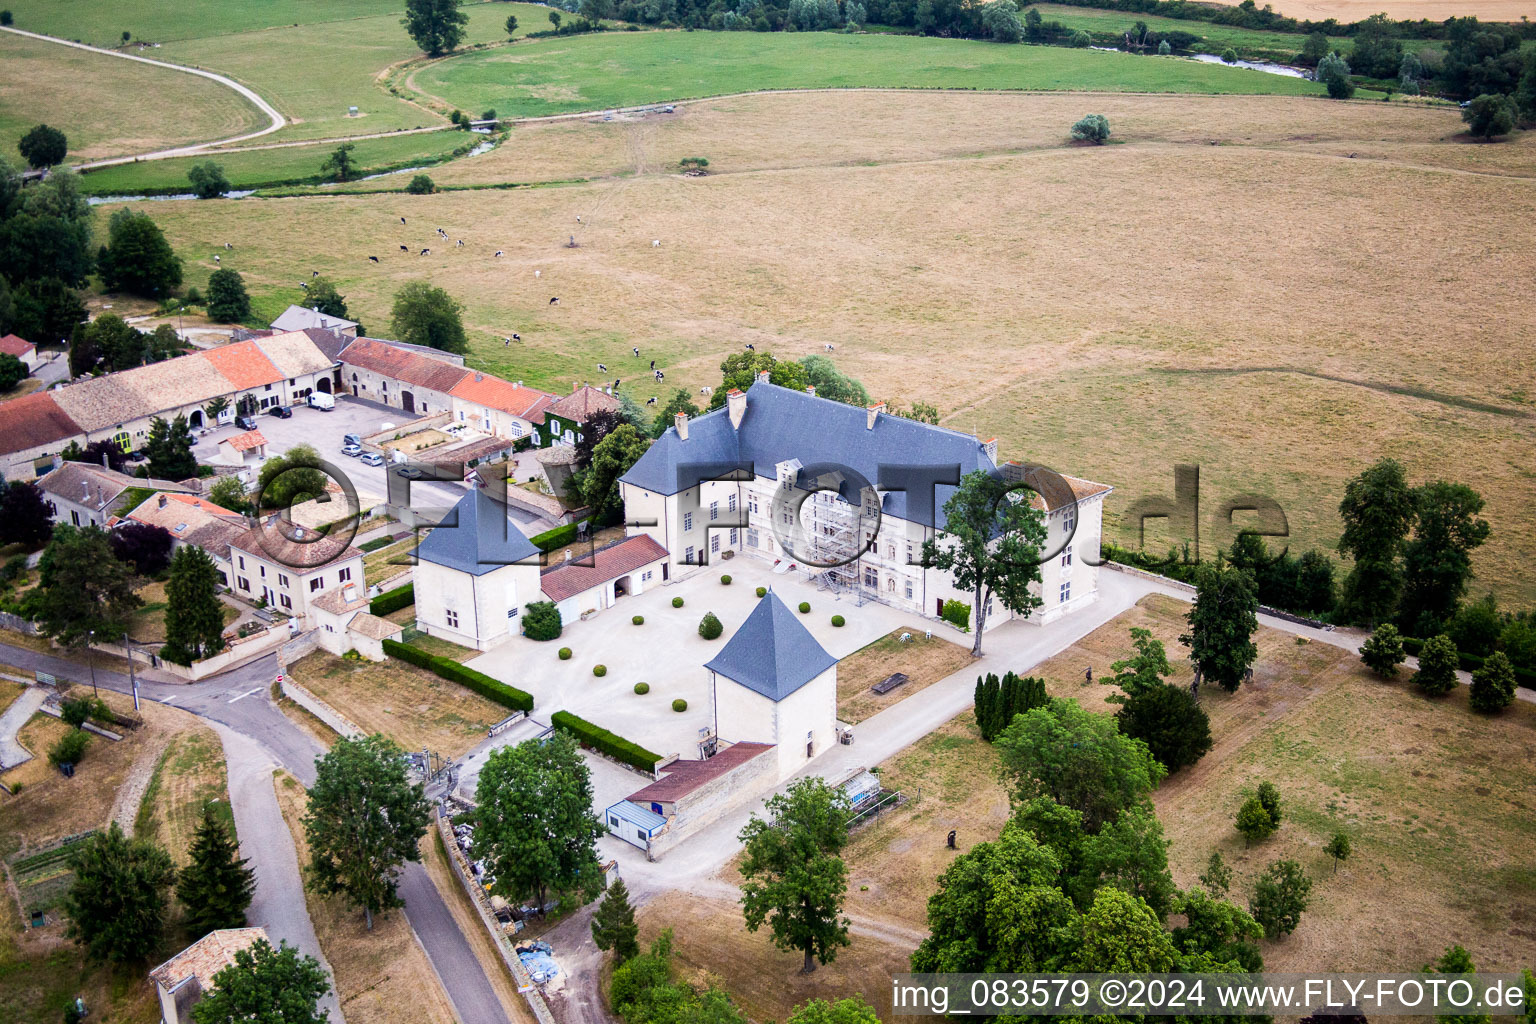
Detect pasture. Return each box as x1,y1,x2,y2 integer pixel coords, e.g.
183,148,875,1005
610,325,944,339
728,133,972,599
122,90,1536,604
0,0,408,46
1206,0,1536,22
1026,4,1358,56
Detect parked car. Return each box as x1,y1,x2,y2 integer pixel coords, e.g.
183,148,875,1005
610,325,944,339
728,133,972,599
269,405,292,419
343,433,362,447
359,452,384,466
235,415,258,431
394,465,423,479
341,444,363,458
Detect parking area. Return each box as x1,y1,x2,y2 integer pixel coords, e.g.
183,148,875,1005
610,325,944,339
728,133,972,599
465,557,927,759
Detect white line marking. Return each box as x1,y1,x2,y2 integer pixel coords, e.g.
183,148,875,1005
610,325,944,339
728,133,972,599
227,688,261,703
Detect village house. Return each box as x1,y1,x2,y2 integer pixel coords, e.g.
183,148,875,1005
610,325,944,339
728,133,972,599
338,336,469,416
122,492,249,585
448,370,558,444
36,461,192,529
211,428,268,469
412,488,543,651
228,519,363,621
310,581,403,660
538,384,621,448
270,303,359,337
0,332,40,371
148,927,270,1024
537,533,670,625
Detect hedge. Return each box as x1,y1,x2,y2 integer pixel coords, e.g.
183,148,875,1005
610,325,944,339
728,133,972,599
530,521,583,553
1401,634,1536,691
370,583,414,616
382,638,533,712
550,710,660,774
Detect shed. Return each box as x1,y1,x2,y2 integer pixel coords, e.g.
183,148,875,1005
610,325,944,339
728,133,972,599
603,800,667,850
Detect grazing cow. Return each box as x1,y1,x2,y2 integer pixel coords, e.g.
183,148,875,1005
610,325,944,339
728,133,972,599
646,397,657,405
632,347,640,357
401,245,409,252
824,343,835,351
214,255,220,263
534,269,540,277
613,378,621,390
512,333,521,341
652,240,660,247
312,270,319,277
744,343,755,351
549,297,560,305
495,250,504,258
224,242,232,250
597,364,607,372
400,217,406,225
420,248,431,256
456,239,464,247
504,337,512,346
300,282,308,290
368,256,380,263
649,360,655,371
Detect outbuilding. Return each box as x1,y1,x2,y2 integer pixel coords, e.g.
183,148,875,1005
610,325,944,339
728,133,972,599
538,534,669,625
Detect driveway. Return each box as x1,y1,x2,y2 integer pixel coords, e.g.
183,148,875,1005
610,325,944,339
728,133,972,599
0,685,49,770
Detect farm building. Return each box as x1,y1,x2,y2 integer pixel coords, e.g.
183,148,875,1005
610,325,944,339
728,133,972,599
37,462,192,530
122,492,249,586
270,303,359,337
148,927,269,1024
0,332,39,370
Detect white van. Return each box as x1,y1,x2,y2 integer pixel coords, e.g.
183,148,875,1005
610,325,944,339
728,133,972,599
307,392,336,411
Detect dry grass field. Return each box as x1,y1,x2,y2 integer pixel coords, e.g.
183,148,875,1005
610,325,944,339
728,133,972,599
130,91,1536,604
835,625,975,724
133,721,234,867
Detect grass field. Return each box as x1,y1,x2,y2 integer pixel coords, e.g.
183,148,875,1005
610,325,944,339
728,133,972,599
132,722,233,867
0,30,265,161
1027,4,1358,57
1206,0,1536,22
835,626,974,724
411,30,1327,120
127,579,239,643
0,0,407,46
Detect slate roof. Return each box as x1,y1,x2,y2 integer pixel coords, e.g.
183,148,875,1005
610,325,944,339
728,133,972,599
449,372,558,425
625,742,775,805
270,304,358,334
539,534,669,603
298,327,355,364
704,591,837,702
339,338,470,394
255,329,343,377
0,333,36,357
414,489,540,575
620,380,1000,530
149,927,268,993
0,391,83,455
201,340,283,390
547,385,620,424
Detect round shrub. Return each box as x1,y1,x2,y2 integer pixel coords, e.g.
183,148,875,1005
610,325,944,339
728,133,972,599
672,699,688,713
798,601,811,614
831,614,845,627
634,682,650,695
756,586,767,598
558,647,572,660
699,612,723,640
672,596,684,608
1220,47,1238,63
632,615,644,625
593,664,607,677
721,574,732,585
1070,29,1090,47
406,173,436,194
522,600,562,641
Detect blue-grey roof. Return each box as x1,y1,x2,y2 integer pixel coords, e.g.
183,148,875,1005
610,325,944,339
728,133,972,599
414,489,540,575
705,591,837,702
618,381,997,529
605,800,666,833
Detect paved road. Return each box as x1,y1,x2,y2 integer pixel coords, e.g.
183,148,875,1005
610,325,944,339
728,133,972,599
0,642,514,1024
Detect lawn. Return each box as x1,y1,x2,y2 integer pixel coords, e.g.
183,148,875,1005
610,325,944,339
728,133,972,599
0,713,74,794
363,535,420,586
412,30,1326,120
0,30,266,161
127,579,239,644
287,650,506,756
132,722,234,867
835,625,974,724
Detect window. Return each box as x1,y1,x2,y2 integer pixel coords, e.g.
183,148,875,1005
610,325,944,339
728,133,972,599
280,594,292,610
749,496,759,515
864,567,878,589
264,383,272,392
278,573,290,588
709,501,718,521
684,546,695,564
747,529,759,549
641,570,653,582
906,540,914,564
729,528,738,545
904,579,914,599
338,567,352,582
70,510,80,526
1061,548,1072,567
238,556,245,570
507,606,519,618
710,534,720,553
637,828,647,841
1060,582,1071,603
237,577,249,591
446,609,459,628
259,565,266,578
728,494,737,513
1063,510,1077,533
309,577,323,592
459,411,466,422
683,512,693,532
510,420,524,437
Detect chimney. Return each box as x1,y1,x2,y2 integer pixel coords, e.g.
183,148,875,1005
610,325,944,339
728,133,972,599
342,583,357,604
514,380,521,388
756,370,770,386
982,437,999,465
866,402,885,429
573,381,580,393
726,388,747,429
158,494,168,508
674,412,689,441
475,372,483,382
81,480,90,501
805,385,815,397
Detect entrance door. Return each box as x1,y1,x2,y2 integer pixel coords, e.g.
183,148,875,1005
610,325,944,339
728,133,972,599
317,376,332,394
936,598,944,616
402,391,416,414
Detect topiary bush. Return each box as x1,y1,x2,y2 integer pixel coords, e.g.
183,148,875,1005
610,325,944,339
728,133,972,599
593,664,607,677
720,574,731,585
558,647,572,660
798,601,810,614
634,682,650,695
523,600,562,641
672,596,684,608
632,615,644,625
699,612,723,640
831,614,845,627
756,586,767,597
672,698,688,712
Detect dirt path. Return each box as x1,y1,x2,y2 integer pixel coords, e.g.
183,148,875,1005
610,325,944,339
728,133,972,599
109,730,169,835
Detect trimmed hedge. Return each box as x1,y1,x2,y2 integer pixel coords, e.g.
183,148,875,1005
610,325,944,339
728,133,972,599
382,638,533,712
551,710,660,773
798,602,811,614
370,583,414,616
530,521,583,553
672,596,684,608
634,682,650,695
632,615,644,625
559,647,572,660
593,664,607,677
359,535,396,553
756,586,767,598
720,575,732,585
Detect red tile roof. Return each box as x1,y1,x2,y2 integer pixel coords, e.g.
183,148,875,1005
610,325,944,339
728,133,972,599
223,429,267,453
0,334,36,358
626,743,776,805
201,340,284,390
0,391,83,456
547,385,620,424
449,372,558,424
340,338,470,394
539,534,669,604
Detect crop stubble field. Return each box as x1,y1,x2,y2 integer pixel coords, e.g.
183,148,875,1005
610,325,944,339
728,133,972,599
126,89,1536,603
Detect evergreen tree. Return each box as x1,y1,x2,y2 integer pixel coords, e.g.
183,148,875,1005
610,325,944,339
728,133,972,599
178,803,255,936
591,877,640,962
143,413,198,480
164,546,227,666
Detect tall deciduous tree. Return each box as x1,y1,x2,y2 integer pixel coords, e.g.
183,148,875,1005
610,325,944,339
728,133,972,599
1248,859,1311,939
18,123,67,168
1399,481,1489,637
178,803,256,936
1181,560,1258,693
0,479,53,548
474,731,605,913
1069,886,1177,972
1,170,94,287
63,437,130,473
1426,945,1493,1024
921,470,1047,657
1106,626,1172,703
738,777,851,974
256,443,326,508
163,546,227,665
305,275,350,321
13,277,87,345
206,268,251,322
1360,622,1407,678
143,413,199,480
109,521,173,575
591,877,640,962
320,141,360,182
187,161,230,199
652,388,700,438
1414,633,1461,696
709,351,807,409
191,938,330,1024
390,280,467,354
402,0,468,55
26,525,142,645
582,423,650,523
1337,458,1415,626
0,350,25,391
208,474,252,516
797,354,870,406
788,996,882,1024
304,734,431,929
98,208,183,298
62,822,175,963
1462,93,1517,140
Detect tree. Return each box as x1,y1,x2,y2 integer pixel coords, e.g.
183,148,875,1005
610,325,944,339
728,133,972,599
208,474,253,516
62,822,175,962
18,123,67,168
610,930,746,1024
1171,886,1264,971
652,388,701,438
738,777,851,974
1337,458,1415,625
1075,803,1176,917
1298,31,1329,66
1180,560,1258,693
403,0,469,54
304,733,431,929
1106,626,1172,703
920,470,1046,657
504,13,519,35
1426,945,1492,1024
178,803,255,936
98,208,183,298
1317,51,1355,99
583,423,651,523
980,0,1021,41
996,698,1165,831
1070,29,1090,47
25,525,142,646
406,173,436,194
521,600,563,640
788,997,881,1024
1349,14,1403,78
1235,796,1276,845
62,438,130,473
192,938,330,1024
0,479,53,548
1401,50,1425,89
1070,113,1111,143
1158,39,1171,54
321,141,360,182
550,10,562,28
2,169,95,288
13,277,88,344
1324,830,1351,873
797,354,870,406
0,351,25,391
1516,46,1536,121
1220,47,1239,63
1248,859,1311,939
1468,650,1517,713
1070,886,1176,972
580,0,614,21
573,408,621,468
591,877,640,961
710,351,806,409
187,161,231,199
1414,634,1460,696
71,313,146,373
109,521,173,575
474,731,605,912
698,611,723,640
143,413,198,480
1360,622,1407,678
1399,481,1490,636
206,268,251,322
1116,684,1212,773
1198,850,1232,896
1463,93,1517,140
256,443,326,509
390,280,467,354
146,322,183,361
163,546,228,665
1256,781,1282,828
